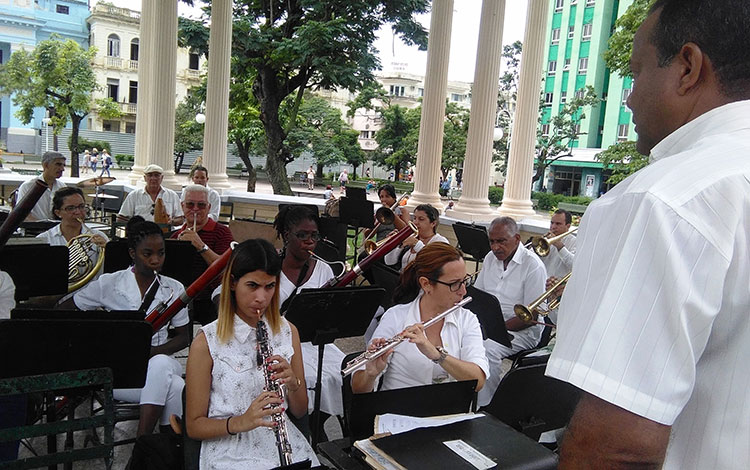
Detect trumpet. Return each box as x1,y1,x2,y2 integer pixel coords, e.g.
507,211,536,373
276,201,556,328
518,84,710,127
307,250,350,273
68,217,106,292
363,192,410,244
341,296,473,376
527,228,578,257
513,272,571,323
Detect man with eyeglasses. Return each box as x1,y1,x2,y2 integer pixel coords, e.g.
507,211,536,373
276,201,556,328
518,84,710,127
117,164,184,225
16,151,66,221
171,184,233,325
473,216,547,407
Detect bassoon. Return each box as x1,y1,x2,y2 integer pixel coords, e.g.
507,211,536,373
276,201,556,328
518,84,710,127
145,242,236,332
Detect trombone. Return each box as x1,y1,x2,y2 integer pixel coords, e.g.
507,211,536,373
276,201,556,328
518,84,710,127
513,272,571,324
526,228,578,257
363,192,410,244
363,221,417,255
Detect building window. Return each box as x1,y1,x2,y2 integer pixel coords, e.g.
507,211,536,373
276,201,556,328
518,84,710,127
418,88,424,97
575,89,585,99
130,39,139,61
451,93,463,102
622,88,631,105
551,28,561,44
107,34,120,57
571,0,577,4
107,78,119,101
578,57,588,73
544,93,554,105
582,23,593,40
541,124,551,136
359,130,375,139
573,124,581,135
586,0,595,6
56,4,69,14
548,61,557,75
563,58,571,70
555,0,564,12
129,81,138,104
389,85,405,97
561,91,567,103
125,122,136,134
189,53,200,70
617,124,629,141
568,25,575,39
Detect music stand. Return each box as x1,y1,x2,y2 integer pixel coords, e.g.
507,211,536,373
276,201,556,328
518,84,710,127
284,286,385,446
348,380,478,441
339,196,374,262
0,244,68,300
0,318,152,389
465,286,513,348
452,222,490,270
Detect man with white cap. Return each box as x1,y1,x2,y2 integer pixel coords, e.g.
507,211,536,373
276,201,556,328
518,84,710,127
16,151,66,221
117,164,183,225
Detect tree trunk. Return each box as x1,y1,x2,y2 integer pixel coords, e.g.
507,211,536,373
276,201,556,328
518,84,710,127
394,160,403,182
69,114,82,178
316,163,324,178
235,138,256,192
254,68,292,195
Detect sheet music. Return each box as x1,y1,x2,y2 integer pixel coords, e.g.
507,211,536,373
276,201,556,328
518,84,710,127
353,438,406,470
375,412,483,435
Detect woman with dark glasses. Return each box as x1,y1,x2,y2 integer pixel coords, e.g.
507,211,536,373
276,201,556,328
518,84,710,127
273,204,346,431
351,243,488,394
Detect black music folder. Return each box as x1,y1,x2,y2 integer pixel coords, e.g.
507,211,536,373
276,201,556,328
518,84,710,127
371,413,557,470
465,286,513,348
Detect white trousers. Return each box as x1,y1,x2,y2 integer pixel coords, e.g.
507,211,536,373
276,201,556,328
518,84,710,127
113,354,184,425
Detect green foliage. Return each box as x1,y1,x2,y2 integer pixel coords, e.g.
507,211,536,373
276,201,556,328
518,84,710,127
493,41,523,175
441,102,470,178
346,82,390,118
488,186,504,205
531,191,593,211
174,87,205,156
179,0,429,195
0,35,97,176
95,97,123,121
73,137,111,154
603,0,653,77
596,140,648,184
114,154,134,165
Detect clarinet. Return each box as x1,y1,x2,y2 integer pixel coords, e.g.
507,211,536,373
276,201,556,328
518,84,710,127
256,319,294,467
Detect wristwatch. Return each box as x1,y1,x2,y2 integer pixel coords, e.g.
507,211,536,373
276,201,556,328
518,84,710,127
198,244,209,254
432,346,448,365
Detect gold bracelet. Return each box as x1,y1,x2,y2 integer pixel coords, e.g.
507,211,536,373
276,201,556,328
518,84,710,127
288,376,301,392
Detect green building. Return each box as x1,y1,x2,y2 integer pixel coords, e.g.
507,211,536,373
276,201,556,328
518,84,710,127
540,0,635,197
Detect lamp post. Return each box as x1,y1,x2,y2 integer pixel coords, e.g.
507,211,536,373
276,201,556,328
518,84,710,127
42,113,51,153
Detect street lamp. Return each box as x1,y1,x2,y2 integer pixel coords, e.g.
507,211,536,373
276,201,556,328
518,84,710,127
195,101,206,124
42,112,51,153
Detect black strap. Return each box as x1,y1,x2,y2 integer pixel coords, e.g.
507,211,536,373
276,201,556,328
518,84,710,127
138,277,161,315
280,261,311,315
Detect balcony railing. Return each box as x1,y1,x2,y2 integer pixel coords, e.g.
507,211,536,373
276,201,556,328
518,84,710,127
128,60,138,70
106,56,122,68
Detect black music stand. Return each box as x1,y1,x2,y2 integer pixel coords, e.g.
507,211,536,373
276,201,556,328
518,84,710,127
103,238,195,287
0,244,68,300
0,317,152,389
348,380,478,441
465,286,513,348
452,221,490,270
284,286,385,446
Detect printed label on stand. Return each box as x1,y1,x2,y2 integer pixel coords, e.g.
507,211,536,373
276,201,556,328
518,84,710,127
443,439,497,469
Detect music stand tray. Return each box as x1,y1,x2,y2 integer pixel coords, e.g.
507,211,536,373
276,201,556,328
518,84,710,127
284,286,385,445
0,318,152,389
465,286,513,348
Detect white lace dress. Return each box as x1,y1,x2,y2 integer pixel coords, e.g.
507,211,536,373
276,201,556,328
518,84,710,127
199,316,319,469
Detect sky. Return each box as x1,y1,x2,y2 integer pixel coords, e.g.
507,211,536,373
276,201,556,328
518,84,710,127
91,0,528,83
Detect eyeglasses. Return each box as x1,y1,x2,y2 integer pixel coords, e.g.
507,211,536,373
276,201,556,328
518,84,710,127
431,275,473,292
62,204,87,213
184,201,208,210
291,231,321,242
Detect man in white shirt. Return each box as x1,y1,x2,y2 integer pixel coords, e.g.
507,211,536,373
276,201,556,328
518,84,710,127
118,164,184,225
538,209,576,323
16,151,66,221
547,2,750,469
474,217,546,406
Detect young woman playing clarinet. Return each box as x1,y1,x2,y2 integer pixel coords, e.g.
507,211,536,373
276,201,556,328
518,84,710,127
63,216,190,435
185,239,318,469
352,243,489,393
274,205,346,427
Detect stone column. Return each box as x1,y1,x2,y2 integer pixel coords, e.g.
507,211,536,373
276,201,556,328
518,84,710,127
498,0,549,218
448,0,506,221
129,0,179,189
407,0,454,211
202,0,232,190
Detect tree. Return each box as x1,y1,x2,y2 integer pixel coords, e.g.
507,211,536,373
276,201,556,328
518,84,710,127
180,1,428,195
228,77,267,192
441,102,470,179
492,41,523,175
603,0,652,78
373,104,419,181
0,36,97,177
534,85,600,185
174,87,206,174
595,140,648,185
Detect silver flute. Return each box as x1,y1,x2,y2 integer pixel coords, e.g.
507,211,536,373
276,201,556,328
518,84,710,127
256,319,293,467
341,296,473,377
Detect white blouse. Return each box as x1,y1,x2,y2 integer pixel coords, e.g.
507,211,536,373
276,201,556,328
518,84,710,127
383,233,450,270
